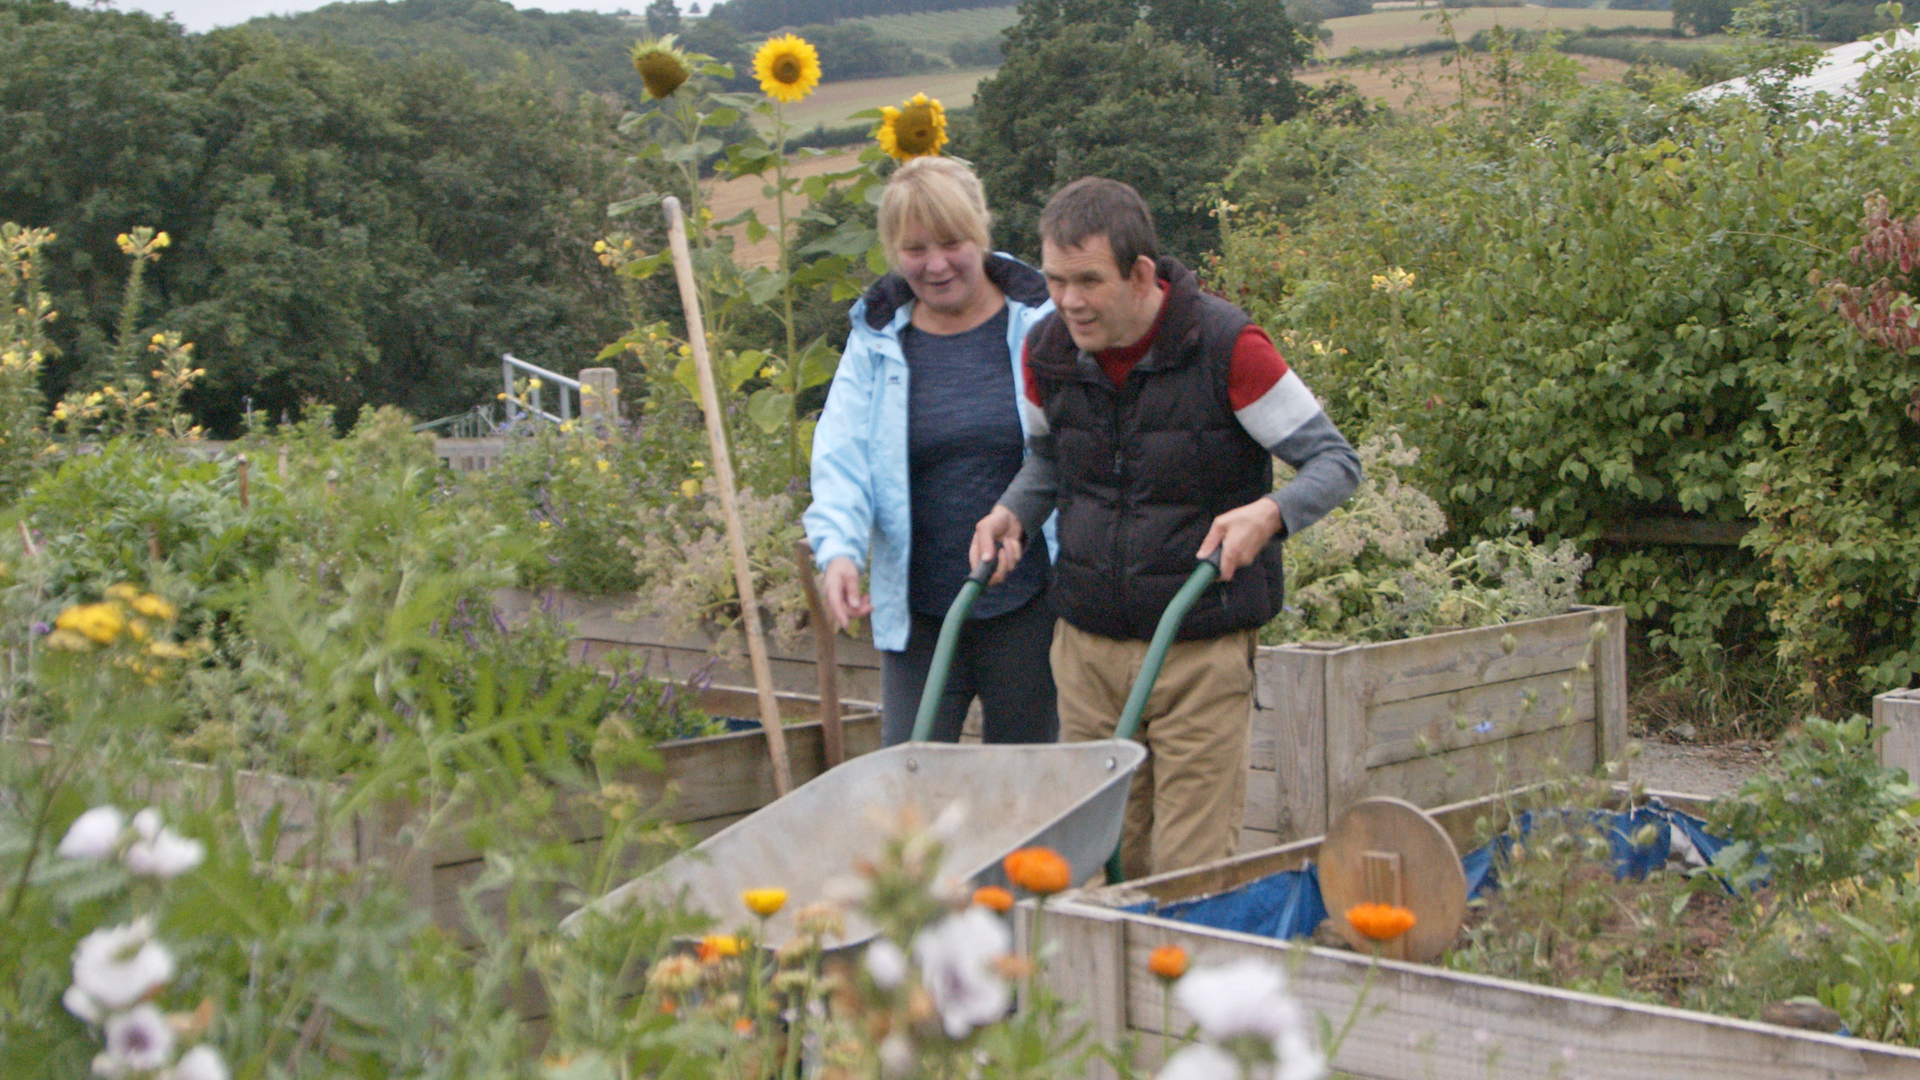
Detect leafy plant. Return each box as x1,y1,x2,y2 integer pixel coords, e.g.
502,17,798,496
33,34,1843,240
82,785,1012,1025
1266,432,1591,643
1708,715,1920,906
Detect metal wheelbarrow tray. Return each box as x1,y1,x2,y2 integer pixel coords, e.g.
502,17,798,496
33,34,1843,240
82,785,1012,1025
569,556,1221,950
581,737,1144,948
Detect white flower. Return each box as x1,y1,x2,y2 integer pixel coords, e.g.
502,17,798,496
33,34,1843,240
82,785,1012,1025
97,1004,174,1075
124,827,205,880
865,938,909,989
59,806,127,861
1158,1042,1240,1080
168,1044,229,1080
131,808,162,841
71,917,175,1011
63,984,103,1024
877,1031,915,1077
1174,959,1326,1080
929,800,967,840
912,906,1010,1038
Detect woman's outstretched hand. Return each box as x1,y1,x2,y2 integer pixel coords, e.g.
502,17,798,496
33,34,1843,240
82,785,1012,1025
821,556,872,631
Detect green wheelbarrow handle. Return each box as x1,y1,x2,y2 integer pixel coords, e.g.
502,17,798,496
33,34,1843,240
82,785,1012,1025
910,557,999,743
1105,552,1221,883
908,551,1224,883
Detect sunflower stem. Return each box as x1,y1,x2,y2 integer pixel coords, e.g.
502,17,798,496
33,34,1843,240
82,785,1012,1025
771,100,800,485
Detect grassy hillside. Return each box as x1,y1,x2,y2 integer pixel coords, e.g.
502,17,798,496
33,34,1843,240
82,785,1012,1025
253,0,641,96
842,5,1017,51
775,67,997,130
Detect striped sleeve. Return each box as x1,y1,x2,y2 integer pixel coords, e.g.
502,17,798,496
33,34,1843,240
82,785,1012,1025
1019,340,1050,437
1230,326,1361,538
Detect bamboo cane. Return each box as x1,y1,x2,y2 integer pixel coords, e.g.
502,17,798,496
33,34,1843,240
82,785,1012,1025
661,196,793,797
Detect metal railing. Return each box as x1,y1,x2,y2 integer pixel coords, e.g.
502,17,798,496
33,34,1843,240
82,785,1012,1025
411,405,497,437
502,353,582,425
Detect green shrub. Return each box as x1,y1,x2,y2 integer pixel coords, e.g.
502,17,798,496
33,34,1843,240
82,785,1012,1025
1216,61,1920,713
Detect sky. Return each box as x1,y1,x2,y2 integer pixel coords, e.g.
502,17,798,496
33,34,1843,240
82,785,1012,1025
96,0,684,33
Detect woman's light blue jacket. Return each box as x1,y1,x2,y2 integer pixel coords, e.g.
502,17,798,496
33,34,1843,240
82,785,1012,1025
803,253,1057,653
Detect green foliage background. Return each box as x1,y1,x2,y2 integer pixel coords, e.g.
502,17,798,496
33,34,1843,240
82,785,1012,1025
1213,42,1920,712
0,0,641,434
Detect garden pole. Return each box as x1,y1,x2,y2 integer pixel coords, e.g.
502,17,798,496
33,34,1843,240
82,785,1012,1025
662,196,793,797
793,538,844,768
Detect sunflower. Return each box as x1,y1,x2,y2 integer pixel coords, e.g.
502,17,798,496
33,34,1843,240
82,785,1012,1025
877,93,947,162
631,35,692,100
753,34,821,103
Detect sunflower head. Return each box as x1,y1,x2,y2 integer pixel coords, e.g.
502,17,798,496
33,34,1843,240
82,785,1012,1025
877,93,948,162
632,35,692,99
753,34,821,103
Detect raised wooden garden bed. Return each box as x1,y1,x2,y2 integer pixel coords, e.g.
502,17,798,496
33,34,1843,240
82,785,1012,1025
1033,786,1920,1080
1872,686,1920,781
11,686,879,934
493,587,884,704
1242,604,1627,849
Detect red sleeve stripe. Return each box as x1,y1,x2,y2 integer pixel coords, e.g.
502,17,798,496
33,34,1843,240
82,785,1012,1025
1020,341,1050,436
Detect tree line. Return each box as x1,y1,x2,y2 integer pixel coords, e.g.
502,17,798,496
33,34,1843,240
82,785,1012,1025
0,0,641,434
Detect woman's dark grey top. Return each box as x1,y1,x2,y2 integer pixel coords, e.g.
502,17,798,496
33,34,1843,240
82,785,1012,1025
904,304,1049,620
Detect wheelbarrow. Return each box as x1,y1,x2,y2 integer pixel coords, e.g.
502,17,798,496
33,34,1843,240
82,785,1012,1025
565,555,1222,950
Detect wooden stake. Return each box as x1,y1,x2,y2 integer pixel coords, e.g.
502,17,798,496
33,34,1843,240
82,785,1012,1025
793,538,844,768
661,196,793,797
236,454,251,510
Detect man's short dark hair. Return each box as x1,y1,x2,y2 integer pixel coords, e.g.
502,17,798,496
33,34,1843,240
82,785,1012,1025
1038,177,1159,275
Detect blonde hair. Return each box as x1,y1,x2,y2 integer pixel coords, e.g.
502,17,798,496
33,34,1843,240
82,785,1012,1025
877,157,993,266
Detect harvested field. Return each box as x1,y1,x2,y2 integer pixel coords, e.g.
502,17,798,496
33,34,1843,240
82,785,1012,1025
1300,51,1638,111
1318,6,1673,57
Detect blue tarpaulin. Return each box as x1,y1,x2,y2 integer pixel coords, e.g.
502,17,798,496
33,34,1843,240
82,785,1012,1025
1133,798,1727,942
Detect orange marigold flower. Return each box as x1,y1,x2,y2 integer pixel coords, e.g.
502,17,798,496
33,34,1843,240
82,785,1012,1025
698,934,744,962
734,1017,755,1036
1345,902,1418,942
743,887,788,917
1002,847,1071,895
972,885,1015,912
1148,944,1188,981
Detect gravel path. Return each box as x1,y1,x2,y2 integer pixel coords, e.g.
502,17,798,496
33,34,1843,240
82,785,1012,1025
1631,739,1772,798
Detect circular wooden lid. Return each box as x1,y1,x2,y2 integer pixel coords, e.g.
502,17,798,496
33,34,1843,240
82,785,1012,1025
1318,797,1467,963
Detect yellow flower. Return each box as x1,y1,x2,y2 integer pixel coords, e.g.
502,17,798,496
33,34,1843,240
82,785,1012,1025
55,602,125,645
1370,266,1416,295
631,35,692,99
131,593,176,621
742,888,788,917
153,231,170,249
697,934,743,962
46,628,92,651
105,583,141,603
753,34,820,103
679,478,701,499
146,640,193,660
595,459,610,473
877,94,947,162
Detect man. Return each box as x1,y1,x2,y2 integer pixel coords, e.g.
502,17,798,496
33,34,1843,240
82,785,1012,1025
971,177,1360,879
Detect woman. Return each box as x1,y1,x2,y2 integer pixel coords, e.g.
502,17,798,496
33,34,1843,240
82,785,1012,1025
804,156,1058,746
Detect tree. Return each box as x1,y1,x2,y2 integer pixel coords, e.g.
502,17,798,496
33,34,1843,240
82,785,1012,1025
646,0,681,35
1004,0,1309,123
0,2,641,433
1146,0,1311,121
964,23,1246,265
1673,0,1736,35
